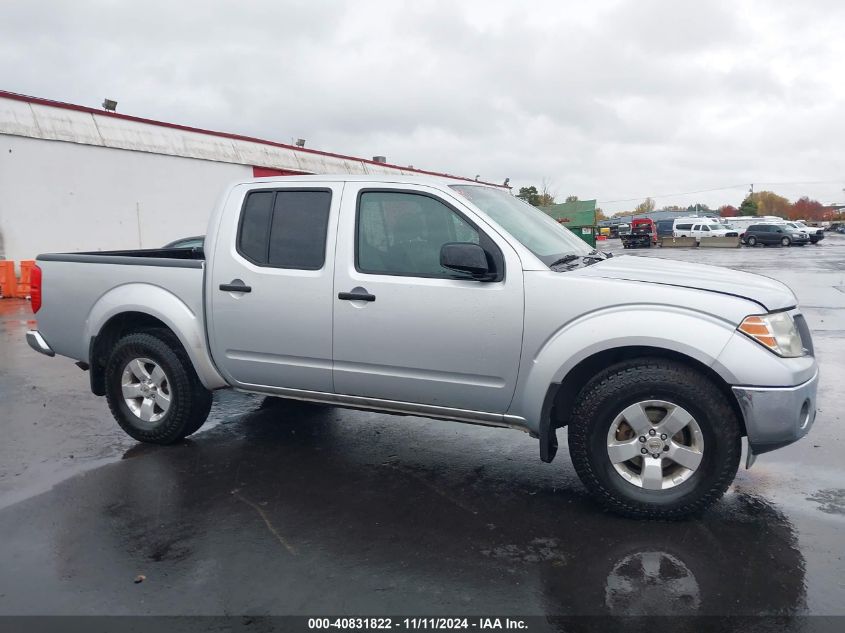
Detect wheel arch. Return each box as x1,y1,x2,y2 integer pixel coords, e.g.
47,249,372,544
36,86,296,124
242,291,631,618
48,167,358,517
85,284,226,395
537,346,746,463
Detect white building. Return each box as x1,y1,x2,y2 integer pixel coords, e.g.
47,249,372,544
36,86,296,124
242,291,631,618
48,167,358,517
0,90,500,261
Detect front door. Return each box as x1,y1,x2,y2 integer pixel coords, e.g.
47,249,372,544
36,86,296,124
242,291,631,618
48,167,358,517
332,184,524,413
208,183,343,392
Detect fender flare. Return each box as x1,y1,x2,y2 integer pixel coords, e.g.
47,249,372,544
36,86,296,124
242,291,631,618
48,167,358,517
510,306,741,441
85,283,227,390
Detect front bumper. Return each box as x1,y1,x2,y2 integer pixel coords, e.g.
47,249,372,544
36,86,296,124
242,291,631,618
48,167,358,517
26,330,55,357
732,370,818,459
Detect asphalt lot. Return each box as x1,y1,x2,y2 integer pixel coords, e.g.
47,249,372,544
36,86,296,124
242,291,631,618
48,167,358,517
0,235,843,618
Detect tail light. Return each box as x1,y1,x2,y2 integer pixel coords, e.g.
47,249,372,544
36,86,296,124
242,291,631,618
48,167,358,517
31,264,42,313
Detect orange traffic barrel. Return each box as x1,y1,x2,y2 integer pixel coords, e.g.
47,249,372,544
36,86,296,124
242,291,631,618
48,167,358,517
17,260,36,298
0,260,16,298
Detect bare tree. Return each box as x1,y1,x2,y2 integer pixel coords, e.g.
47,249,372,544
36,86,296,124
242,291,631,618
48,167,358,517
539,177,557,207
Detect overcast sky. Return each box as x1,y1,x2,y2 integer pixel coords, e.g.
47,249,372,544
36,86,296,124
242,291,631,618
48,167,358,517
2,0,843,212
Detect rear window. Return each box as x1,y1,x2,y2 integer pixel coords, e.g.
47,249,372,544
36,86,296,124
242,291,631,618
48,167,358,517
748,225,766,231
238,189,332,269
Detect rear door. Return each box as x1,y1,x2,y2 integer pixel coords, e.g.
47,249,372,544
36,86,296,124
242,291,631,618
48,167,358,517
208,183,342,392
331,183,524,413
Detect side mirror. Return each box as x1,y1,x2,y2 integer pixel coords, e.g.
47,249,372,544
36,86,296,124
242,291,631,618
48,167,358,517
440,242,493,280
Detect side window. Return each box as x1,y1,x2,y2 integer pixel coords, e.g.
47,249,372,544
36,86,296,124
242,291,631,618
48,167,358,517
268,191,331,269
676,223,692,230
237,189,332,269
692,225,701,231
357,191,481,278
701,225,710,232
238,191,274,263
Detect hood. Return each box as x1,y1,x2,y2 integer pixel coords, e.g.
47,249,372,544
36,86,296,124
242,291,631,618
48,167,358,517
573,255,796,311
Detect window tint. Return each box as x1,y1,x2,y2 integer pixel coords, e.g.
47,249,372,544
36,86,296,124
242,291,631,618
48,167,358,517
701,225,710,232
238,189,331,269
676,223,693,230
268,191,331,269
238,191,274,263
357,191,480,278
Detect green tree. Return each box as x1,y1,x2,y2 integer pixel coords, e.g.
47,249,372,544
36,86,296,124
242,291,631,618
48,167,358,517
517,186,541,206
738,196,759,216
565,195,579,203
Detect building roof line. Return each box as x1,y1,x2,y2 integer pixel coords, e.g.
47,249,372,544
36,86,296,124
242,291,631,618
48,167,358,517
0,89,503,187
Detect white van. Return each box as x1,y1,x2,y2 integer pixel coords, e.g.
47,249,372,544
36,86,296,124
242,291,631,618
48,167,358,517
720,216,782,231
673,217,736,239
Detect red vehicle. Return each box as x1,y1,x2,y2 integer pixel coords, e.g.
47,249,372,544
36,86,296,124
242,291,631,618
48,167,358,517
621,218,657,248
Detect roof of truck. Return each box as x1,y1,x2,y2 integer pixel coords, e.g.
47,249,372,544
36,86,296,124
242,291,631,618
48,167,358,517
243,174,498,187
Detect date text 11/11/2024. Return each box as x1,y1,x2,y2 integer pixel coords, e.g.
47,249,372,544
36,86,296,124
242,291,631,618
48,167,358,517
307,618,528,630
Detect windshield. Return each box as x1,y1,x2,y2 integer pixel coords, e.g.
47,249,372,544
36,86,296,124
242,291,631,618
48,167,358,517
450,185,591,265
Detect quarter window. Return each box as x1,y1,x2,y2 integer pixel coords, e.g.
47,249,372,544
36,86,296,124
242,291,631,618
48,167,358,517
237,190,332,269
356,191,482,278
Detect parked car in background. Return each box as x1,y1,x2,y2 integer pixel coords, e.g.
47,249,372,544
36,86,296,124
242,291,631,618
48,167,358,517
790,222,824,244
742,224,809,247
688,223,738,241
26,174,818,519
721,216,783,232
655,219,675,237
163,236,205,250
672,216,722,238
621,218,657,248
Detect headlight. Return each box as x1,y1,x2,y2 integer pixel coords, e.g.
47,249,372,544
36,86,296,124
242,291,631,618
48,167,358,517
738,312,805,357
792,233,801,238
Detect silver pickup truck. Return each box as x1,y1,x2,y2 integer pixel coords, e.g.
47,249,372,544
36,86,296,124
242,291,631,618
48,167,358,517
27,175,818,518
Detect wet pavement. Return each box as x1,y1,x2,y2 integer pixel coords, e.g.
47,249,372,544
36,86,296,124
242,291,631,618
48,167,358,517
0,235,843,617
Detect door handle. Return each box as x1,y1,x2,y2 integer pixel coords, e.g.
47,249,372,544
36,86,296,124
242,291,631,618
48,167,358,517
219,282,252,293
338,290,375,302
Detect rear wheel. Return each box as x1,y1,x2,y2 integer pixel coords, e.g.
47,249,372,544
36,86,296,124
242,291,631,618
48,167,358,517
746,236,757,246
568,358,741,519
781,236,791,246
105,330,212,444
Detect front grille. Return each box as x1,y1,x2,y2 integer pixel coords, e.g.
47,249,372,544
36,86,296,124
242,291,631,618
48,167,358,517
793,314,814,356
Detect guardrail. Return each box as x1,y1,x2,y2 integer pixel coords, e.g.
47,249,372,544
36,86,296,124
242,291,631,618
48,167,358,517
0,260,35,298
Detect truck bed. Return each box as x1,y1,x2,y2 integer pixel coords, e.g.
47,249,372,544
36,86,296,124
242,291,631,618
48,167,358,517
34,248,207,370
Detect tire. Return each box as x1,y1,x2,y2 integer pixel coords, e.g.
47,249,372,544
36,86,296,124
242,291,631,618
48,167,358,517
746,236,757,246
568,358,741,519
781,237,791,247
105,329,213,444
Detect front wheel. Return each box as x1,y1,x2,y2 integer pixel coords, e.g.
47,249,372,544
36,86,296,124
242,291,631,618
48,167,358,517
568,358,741,519
781,237,791,247
105,330,212,444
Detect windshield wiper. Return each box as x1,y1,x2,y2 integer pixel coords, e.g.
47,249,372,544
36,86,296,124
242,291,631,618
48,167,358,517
549,254,581,268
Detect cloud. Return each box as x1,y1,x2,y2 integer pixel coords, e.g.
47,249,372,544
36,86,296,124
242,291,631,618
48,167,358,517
1,0,843,210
